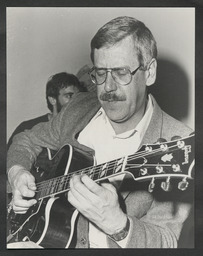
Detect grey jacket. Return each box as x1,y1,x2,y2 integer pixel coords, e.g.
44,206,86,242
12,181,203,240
7,92,194,248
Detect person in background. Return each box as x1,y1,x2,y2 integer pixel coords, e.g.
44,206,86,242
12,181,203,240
7,72,87,148
6,71,87,222
7,16,194,248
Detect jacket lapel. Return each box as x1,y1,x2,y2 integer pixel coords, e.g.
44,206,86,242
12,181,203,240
141,95,163,146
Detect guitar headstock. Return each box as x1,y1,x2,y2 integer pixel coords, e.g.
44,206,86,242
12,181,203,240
125,133,194,192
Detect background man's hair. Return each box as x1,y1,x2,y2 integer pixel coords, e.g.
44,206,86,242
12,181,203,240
46,72,87,111
90,16,157,68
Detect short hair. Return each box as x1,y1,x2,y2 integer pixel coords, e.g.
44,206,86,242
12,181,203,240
90,16,157,69
46,72,87,111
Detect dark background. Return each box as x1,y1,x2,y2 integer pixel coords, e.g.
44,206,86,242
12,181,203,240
0,0,203,256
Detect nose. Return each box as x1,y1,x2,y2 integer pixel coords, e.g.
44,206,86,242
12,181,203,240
104,71,117,92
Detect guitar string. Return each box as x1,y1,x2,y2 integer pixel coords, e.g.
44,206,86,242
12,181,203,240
35,145,179,193
35,144,171,191
36,162,174,199
35,145,179,198
35,164,177,200
37,143,178,183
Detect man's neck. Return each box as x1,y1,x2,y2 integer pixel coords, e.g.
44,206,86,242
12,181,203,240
52,107,58,118
48,113,53,120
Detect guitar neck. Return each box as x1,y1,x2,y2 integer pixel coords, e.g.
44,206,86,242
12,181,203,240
35,134,194,200
35,156,127,200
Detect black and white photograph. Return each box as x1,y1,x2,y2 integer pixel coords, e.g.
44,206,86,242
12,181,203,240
1,2,202,255
5,7,195,249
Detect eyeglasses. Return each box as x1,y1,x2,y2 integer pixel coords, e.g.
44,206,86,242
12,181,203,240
89,65,141,86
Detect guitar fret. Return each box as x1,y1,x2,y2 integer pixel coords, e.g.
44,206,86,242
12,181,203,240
88,167,95,180
39,181,49,198
44,181,51,197
64,176,70,191
99,163,108,179
106,160,115,177
47,179,54,195
50,179,57,195
58,176,66,192
54,177,60,193
92,166,100,181
113,158,124,175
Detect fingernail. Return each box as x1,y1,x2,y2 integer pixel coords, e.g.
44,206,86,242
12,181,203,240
29,184,36,189
32,199,37,204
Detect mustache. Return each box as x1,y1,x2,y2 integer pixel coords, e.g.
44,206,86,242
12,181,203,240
100,93,126,101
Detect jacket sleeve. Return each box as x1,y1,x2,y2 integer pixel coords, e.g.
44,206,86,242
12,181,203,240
7,108,65,172
7,92,98,173
7,122,26,149
107,187,193,248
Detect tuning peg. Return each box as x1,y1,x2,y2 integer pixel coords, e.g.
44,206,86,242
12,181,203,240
145,145,152,152
148,177,155,193
177,140,185,149
140,168,148,175
160,143,168,151
156,165,164,173
171,136,181,141
156,138,167,144
172,164,181,172
171,136,185,148
178,177,189,191
161,177,172,192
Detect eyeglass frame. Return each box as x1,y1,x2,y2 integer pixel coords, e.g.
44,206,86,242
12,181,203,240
88,65,142,86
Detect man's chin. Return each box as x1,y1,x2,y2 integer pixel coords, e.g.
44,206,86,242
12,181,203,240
103,107,126,122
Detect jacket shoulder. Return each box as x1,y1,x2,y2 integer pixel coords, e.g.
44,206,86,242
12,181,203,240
162,111,193,139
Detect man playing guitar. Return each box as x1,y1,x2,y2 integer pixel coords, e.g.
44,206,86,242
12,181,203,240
7,16,194,248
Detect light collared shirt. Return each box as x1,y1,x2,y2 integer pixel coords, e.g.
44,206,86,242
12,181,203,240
77,95,154,248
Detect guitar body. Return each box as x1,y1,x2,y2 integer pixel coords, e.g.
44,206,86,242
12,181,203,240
7,134,194,248
7,145,94,248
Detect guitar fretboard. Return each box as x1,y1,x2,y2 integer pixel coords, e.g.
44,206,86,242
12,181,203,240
34,134,194,200
35,156,127,200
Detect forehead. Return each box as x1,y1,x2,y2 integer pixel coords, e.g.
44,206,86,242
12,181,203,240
59,85,79,95
94,36,138,67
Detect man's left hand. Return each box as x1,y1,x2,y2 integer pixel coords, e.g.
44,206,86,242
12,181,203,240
67,174,127,235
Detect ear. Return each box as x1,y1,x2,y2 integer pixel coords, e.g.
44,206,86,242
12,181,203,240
145,58,157,86
48,96,56,106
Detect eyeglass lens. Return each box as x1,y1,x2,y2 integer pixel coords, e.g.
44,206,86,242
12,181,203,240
91,68,132,85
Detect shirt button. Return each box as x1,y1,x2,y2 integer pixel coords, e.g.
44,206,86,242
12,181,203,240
81,237,87,245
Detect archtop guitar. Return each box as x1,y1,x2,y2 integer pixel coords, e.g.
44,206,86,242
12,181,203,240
7,134,194,248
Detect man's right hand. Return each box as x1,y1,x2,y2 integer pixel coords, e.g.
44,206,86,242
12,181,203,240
8,166,37,214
